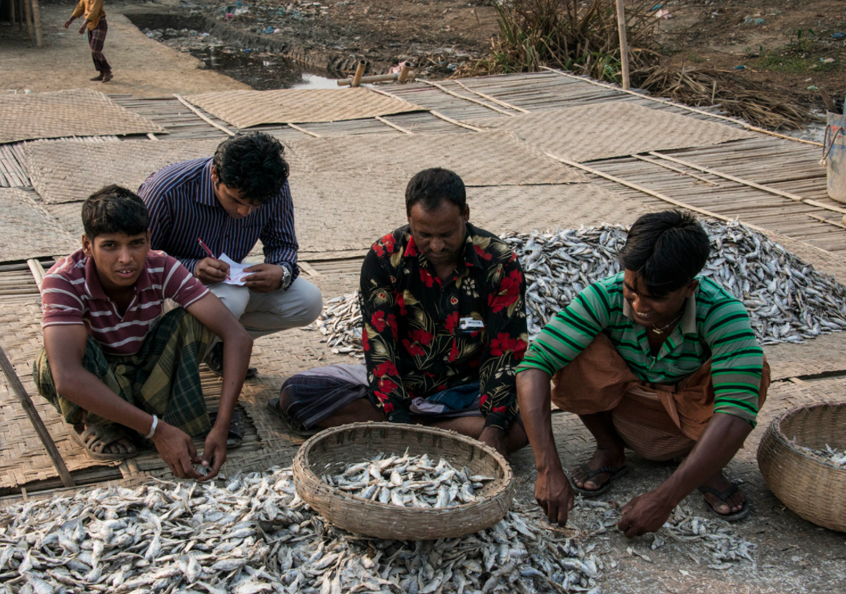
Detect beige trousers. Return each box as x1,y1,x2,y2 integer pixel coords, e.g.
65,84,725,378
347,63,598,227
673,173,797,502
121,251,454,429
209,277,323,338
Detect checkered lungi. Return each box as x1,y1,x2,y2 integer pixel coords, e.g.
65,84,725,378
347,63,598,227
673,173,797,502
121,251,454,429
551,333,770,461
87,18,111,74
33,309,215,438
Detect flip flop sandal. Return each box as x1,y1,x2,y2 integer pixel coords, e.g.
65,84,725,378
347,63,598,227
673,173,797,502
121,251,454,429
568,463,628,498
70,423,138,461
209,410,246,449
267,397,321,439
698,483,750,522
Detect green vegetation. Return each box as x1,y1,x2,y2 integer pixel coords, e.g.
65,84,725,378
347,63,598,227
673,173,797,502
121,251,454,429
755,53,839,73
474,0,658,83
753,28,839,73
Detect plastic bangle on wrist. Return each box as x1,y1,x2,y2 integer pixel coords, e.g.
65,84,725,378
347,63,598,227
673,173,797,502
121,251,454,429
145,414,158,439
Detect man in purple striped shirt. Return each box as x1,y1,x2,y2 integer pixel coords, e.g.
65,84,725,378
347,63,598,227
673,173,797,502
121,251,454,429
139,132,322,377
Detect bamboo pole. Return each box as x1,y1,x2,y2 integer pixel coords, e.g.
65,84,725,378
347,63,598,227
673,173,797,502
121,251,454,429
23,0,33,41
173,94,236,136
0,346,75,488
10,0,15,28
337,73,404,86
30,0,42,47
351,61,366,88
544,151,770,233
26,258,45,289
398,64,411,84
615,0,630,90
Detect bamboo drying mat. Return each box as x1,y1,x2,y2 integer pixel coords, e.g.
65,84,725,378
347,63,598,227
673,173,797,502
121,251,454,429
0,89,164,145
291,172,636,254
469,103,754,163
183,88,425,128
285,131,589,186
0,188,77,263
43,203,84,240
468,183,651,234
24,139,223,204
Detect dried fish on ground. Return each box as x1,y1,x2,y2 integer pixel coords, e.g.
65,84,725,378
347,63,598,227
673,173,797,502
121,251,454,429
312,292,363,357
323,452,496,508
792,443,846,467
313,220,846,355
1,467,601,594
579,498,756,569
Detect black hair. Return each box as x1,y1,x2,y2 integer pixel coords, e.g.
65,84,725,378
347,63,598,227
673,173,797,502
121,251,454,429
405,168,466,216
212,132,290,204
618,210,710,297
82,185,150,240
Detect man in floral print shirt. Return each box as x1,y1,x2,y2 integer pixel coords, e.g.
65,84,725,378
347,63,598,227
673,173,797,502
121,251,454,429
360,169,530,453
269,168,528,455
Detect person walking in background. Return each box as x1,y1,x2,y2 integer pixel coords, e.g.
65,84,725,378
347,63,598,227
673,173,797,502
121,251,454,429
65,0,113,83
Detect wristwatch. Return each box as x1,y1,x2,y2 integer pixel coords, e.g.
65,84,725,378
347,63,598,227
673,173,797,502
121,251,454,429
280,264,292,290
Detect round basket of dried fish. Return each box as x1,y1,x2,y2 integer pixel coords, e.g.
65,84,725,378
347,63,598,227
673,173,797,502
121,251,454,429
757,401,846,532
292,422,515,540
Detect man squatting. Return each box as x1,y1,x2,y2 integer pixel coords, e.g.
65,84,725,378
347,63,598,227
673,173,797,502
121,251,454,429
518,211,770,534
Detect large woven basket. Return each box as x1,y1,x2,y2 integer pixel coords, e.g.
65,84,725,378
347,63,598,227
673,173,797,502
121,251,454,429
292,422,515,540
757,402,846,532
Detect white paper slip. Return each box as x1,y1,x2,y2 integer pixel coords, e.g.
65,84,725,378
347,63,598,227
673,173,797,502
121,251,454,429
219,253,257,286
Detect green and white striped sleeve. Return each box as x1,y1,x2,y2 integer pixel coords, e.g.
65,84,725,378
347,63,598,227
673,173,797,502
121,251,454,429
702,290,764,426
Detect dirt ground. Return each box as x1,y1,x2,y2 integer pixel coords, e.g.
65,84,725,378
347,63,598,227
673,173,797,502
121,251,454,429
0,1,248,95
4,0,843,108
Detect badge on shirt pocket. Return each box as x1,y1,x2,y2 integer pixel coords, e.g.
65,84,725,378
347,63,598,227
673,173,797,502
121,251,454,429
459,317,484,333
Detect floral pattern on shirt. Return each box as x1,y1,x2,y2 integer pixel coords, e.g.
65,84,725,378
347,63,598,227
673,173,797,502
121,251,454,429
359,223,528,431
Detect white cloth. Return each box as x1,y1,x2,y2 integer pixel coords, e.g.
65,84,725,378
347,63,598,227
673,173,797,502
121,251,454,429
209,277,323,338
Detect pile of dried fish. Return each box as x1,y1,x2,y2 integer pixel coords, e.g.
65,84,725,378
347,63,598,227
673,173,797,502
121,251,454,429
579,498,756,570
793,443,846,467
323,452,495,508
2,467,601,594
312,292,363,357
505,220,846,344
310,220,846,354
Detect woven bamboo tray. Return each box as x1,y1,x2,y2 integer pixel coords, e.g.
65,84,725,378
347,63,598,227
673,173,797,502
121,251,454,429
757,402,846,532
292,422,515,540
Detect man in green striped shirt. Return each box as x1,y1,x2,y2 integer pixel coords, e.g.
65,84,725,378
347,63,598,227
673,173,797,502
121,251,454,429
516,211,770,537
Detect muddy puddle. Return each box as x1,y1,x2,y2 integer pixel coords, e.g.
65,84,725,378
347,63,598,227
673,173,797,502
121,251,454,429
127,12,341,90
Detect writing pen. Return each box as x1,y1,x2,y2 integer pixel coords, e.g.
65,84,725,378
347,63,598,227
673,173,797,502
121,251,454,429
197,238,230,281
197,237,216,259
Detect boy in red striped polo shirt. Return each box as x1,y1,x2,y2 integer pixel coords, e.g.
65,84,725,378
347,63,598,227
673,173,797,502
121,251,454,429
34,186,253,481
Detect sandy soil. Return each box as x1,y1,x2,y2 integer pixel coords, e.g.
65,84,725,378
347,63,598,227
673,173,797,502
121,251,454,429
0,1,248,96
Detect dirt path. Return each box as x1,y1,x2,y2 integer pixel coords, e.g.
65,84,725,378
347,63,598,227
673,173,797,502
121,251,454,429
0,1,248,97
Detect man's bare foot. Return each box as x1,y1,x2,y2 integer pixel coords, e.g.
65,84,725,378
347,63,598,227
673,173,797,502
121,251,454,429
74,422,135,455
700,472,746,516
571,447,627,491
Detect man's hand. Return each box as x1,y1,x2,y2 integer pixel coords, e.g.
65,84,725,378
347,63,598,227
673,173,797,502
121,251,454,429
244,263,285,293
195,257,229,285
64,18,74,28
78,23,87,34
617,491,673,538
199,423,229,481
478,426,507,457
152,422,203,480
535,467,574,527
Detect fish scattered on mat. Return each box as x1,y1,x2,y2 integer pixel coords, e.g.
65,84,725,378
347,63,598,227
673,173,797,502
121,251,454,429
0,467,601,594
311,221,846,355
578,497,756,569
322,452,496,508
